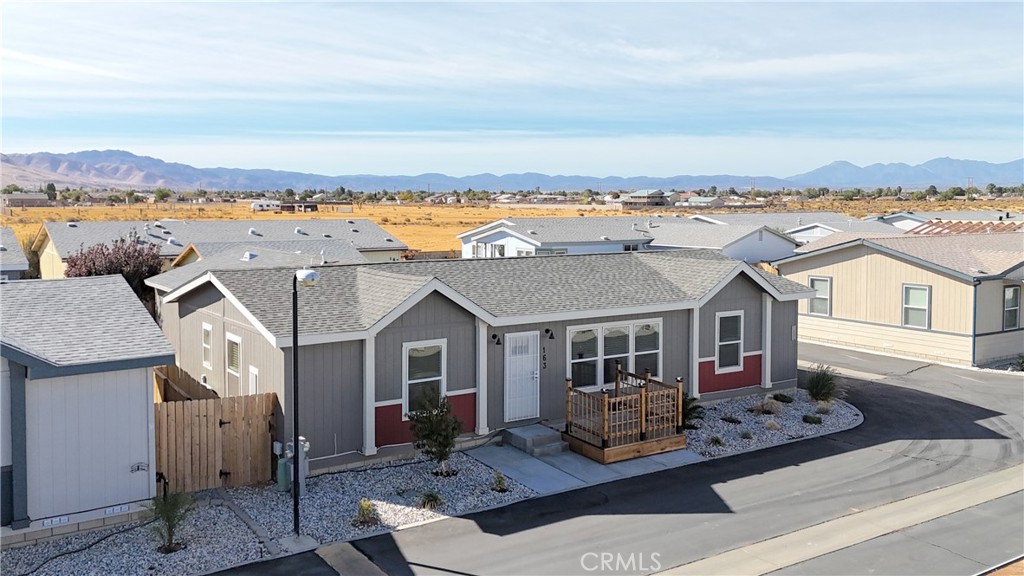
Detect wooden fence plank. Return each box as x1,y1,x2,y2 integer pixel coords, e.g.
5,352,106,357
183,400,193,493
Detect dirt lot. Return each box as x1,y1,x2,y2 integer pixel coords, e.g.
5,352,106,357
3,198,1021,253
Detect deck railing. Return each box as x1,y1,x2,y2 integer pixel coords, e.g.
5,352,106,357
565,362,684,449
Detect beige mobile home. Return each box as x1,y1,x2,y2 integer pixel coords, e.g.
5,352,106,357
773,233,1024,367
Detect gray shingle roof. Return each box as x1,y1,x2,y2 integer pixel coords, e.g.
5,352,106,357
0,227,29,271
189,240,366,264
146,246,342,292
650,223,793,249
199,250,811,339
40,219,407,260
459,215,699,244
1,275,174,367
786,232,1024,278
690,211,879,231
795,232,906,253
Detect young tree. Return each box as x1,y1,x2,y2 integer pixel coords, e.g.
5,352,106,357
407,386,462,476
65,230,162,313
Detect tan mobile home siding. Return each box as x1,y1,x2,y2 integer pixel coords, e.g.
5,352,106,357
974,332,1024,365
797,313,973,365
38,235,67,279
781,246,974,335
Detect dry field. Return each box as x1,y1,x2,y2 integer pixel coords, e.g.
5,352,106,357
3,198,1022,253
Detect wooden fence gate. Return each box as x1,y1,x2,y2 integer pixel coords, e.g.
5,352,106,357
155,393,279,493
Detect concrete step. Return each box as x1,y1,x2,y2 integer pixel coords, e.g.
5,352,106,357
502,424,567,456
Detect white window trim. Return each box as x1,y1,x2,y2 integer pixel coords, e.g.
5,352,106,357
902,284,931,330
201,322,213,369
402,338,447,420
808,276,832,317
715,311,744,374
1004,286,1021,331
248,365,259,395
564,318,663,389
226,332,242,377
516,249,533,257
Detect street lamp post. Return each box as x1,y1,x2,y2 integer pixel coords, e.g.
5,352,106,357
292,267,319,537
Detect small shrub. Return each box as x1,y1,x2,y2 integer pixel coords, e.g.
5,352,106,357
721,415,741,424
1015,355,1024,371
739,430,753,440
806,364,842,402
490,469,509,493
352,498,380,527
816,400,833,415
803,414,823,425
708,435,725,447
407,386,462,476
750,395,782,415
683,396,705,429
419,491,443,510
380,216,390,223
149,492,192,554
765,419,781,431
772,392,794,404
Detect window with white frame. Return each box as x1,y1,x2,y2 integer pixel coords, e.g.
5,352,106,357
473,243,486,258
492,244,505,257
902,285,930,329
248,366,259,395
808,277,831,316
516,249,533,257
403,339,446,417
623,243,639,252
567,320,662,387
201,323,213,368
716,312,743,373
226,333,241,376
1004,286,1020,330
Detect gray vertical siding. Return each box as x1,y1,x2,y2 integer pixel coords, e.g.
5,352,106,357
771,300,799,385
374,292,477,402
283,341,363,459
699,275,764,358
486,310,690,430
174,283,283,399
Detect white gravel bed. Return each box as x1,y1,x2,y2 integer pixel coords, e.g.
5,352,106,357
228,451,535,545
685,389,860,458
0,498,268,576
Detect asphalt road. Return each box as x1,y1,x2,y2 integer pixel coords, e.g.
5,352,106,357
351,343,1024,575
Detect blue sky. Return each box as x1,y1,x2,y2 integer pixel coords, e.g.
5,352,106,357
2,2,1021,177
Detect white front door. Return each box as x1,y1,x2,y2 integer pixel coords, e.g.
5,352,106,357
504,331,540,422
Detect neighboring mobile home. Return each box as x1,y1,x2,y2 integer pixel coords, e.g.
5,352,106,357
773,233,1024,367
688,211,898,245
154,250,812,471
1,276,175,529
0,227,29,280
30,219,407,279
457,216,798,263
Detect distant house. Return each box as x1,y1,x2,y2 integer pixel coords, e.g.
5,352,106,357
865,210,1023,231
686,197,726,209
30,219,407,279
155,250,812,469
774,233,1024,367
689,211,898,244
1,193,50,208
0,227,29,280
906,220,1024,235
1,276,175,529
457,216,798,263
622,189,667,208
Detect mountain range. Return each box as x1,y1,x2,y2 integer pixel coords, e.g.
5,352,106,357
1,150,1021,192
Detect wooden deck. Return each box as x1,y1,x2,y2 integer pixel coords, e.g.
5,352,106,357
563,365,687,464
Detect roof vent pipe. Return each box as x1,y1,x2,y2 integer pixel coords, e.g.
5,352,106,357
248,227,258,235
295,227,304,235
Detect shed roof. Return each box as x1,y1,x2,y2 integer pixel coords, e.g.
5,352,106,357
0,227,29,271
1,275,174,375
35,218,406,260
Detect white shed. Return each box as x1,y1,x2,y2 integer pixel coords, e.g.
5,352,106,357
0,275,175,529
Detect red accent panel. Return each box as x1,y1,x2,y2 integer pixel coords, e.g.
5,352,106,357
375,404,412,447
447,392,477,434
373,392,477,448
698,354,762,393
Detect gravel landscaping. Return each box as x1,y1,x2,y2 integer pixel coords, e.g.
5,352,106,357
685,389,860,458
227,451,535,544
1,496,268,576
1,390,859,576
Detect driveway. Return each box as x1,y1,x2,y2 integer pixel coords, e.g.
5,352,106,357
352,343,1023,575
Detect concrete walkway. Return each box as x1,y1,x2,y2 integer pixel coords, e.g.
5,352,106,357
466,434,705,496
659,463,1024,576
